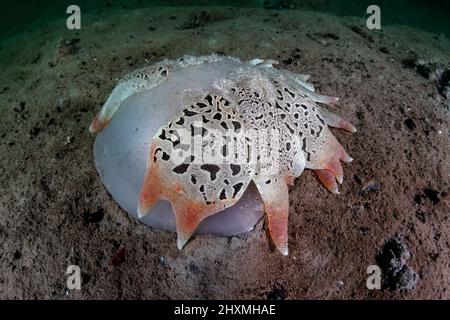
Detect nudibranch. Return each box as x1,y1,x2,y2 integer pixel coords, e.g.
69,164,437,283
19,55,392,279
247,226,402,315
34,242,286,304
91,54,355,255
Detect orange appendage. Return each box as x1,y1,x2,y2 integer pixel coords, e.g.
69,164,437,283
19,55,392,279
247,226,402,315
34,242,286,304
137,160,162,217
265,204,289,255
316,133,353,186
138,183,159,214
89,113,110,133
176,202,206,233
324,96,339,105
332,136,353,164
173,200,222,249
323,158,344,184
284,175,295,185
338,119,357,133
315,169,339,194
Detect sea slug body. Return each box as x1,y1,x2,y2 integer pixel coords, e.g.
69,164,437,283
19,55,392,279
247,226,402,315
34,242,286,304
91,54,356,255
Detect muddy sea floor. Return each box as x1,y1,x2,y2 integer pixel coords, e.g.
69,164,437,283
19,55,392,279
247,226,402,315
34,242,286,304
0,6,449,299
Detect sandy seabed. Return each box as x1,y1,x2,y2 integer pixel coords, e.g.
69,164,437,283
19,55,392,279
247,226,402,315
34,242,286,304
0,6,449,299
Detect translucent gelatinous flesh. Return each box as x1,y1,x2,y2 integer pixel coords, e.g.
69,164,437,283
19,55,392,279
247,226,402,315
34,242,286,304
93,61,265,236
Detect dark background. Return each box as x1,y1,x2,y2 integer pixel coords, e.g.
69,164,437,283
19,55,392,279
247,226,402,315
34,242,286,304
1,0,450,39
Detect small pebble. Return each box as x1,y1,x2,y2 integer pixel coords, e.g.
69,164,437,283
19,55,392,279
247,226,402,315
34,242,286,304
359,227,369,235
65,136,74,145
361,179,381,192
